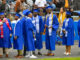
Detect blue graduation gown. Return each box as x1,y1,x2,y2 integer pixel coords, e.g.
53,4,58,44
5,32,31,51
24,17,35,51
45,14,59,50
62,18,74,46
13,20,24,50
32,16,44,49
78,19,80,47
20,17,27,47
0,19,12,48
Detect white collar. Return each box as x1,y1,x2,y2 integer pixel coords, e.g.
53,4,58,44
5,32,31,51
16,19,20,22
27,17,32,19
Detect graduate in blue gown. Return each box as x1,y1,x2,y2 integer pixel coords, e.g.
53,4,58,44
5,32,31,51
24,9,37,58
0,12,12,58
77,12,80,47
13,13,24,58
21,9,28,56
45,6,59,56
32,9,44,55
61,11,74,55
22,9,31,56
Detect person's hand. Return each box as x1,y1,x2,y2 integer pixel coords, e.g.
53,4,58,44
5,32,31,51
40,32,43,35
62,30,66,34
45,24,48,27
2,19,6,23
0,22,3,25
49,26,52,28
10,34,12,38
60,36,62,38
14,36,17,40
33,34,36,38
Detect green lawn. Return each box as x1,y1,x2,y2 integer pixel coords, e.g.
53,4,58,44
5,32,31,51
32,57,80,60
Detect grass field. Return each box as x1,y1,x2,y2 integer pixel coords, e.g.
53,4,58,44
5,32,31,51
32,57,80,60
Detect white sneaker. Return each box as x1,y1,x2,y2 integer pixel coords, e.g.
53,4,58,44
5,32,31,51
25,54,30,57
66,53,69,56
29,55,37,59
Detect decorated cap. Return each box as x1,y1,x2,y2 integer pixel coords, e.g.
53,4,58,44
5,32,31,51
23,9,29,15
77,12,80,16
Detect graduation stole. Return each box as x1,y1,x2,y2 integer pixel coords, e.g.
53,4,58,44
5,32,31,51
33,16,39,33
64,18,69,37
65,18,69,27
58,12,66,24
44,12,53,36
14,19,21,36
0,18,12,38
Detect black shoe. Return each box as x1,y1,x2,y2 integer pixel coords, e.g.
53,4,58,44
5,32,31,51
38,52,42,55
33,52,36,55
23,51,26,56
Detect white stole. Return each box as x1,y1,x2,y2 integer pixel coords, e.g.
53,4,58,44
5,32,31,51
65,18,69,37
48,13,53,36
60,14,62,23
32,16,39,33
14,19,20,36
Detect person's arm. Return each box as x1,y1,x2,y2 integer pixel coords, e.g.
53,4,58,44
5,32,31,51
26,19,36,31
52,15,59,31
14,22,21,39
78,20,80,35
40,16,44,34
0,22,3,25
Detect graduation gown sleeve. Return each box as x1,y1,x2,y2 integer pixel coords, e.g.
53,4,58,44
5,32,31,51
40,16,44,33
77,20,80,47
52,15,59,31
7,19,13,34
78,20,80,34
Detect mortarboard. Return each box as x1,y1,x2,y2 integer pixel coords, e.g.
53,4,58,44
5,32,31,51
33,9,39,13
23,9,29,16
26,11,32,16
15,13,22,18
77,12,80,16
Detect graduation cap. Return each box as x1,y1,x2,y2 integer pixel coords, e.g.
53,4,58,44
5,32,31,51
26,11,32,16
77,12,80,16
66,11,71,15
0,12,4,15
45,6,53,10
33,9,39,13
15,13,22,18
23,9,29,16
